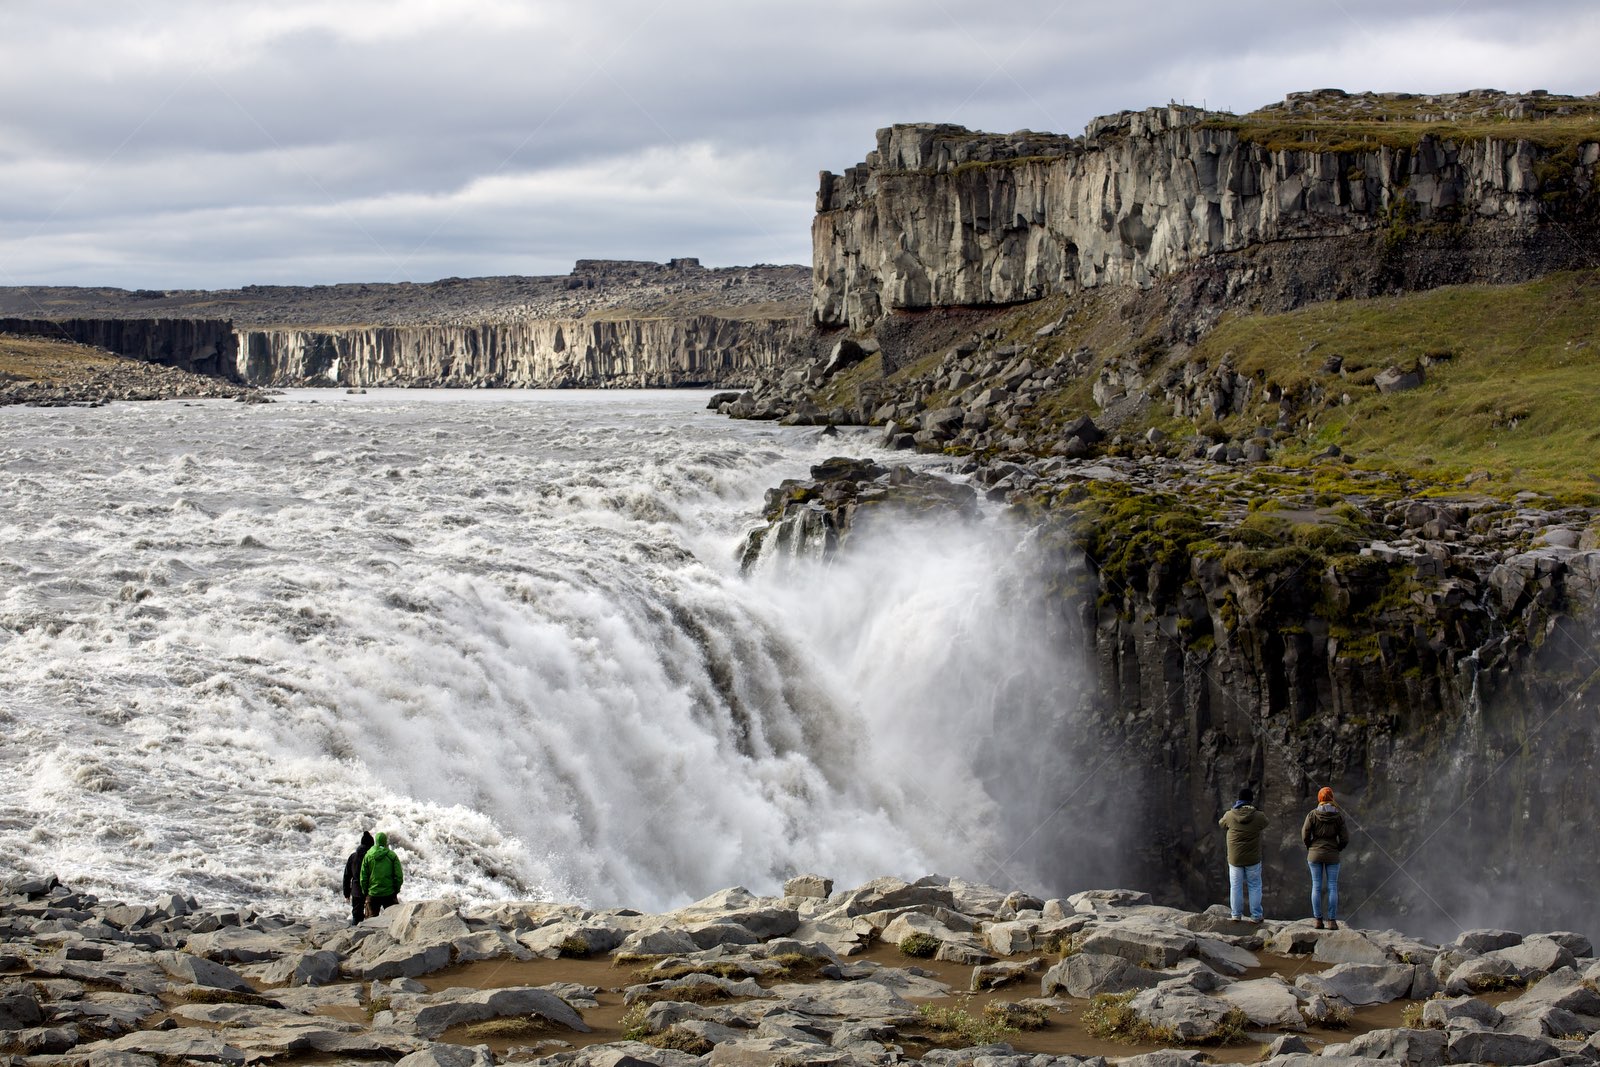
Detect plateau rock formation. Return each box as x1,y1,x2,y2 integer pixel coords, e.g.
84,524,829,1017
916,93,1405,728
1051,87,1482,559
814,90,1600,331
0,260,809,388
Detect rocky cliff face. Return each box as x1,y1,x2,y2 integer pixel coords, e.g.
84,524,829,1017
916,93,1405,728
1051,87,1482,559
814,95,1600,331
235,314,799,388
0,317,241,380
0,260,810,389
746,454,1600,935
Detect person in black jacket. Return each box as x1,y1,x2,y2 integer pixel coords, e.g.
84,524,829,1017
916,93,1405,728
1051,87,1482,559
341,830,374,926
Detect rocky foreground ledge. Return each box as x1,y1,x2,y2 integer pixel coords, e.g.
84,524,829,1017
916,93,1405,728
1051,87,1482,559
4,874,1598,1067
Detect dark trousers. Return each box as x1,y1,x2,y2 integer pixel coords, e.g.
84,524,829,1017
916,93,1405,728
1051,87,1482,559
368,893,399,916
349,893,367,925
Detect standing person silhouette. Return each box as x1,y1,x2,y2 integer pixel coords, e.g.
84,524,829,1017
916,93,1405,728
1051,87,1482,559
1220,786,1268,922
341,830,374,925
1303,787,1349,929
359,831,404,916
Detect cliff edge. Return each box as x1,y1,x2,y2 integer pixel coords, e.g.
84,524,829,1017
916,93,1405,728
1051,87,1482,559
814,89,1600,331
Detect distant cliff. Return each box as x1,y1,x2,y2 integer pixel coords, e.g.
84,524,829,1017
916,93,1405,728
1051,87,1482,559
814,91,1600,331
0,260,809,388
235,313,800,388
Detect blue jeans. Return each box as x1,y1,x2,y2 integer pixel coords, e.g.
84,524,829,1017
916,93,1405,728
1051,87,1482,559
1309,861,1340,920
1229,862,1263,919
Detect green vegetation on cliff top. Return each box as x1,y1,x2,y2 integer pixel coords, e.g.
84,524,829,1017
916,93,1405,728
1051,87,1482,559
1202,93,1600,153
1197,271,1600,501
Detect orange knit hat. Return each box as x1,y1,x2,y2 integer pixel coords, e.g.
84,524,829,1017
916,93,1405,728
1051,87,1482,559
1317,787,1335,803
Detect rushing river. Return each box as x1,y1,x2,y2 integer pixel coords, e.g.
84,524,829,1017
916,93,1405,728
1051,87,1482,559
0,390,1089,917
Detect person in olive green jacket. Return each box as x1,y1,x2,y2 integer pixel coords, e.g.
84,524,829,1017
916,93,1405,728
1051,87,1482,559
1219,786,1268,921
359,831,404,916
1303,786,1350,929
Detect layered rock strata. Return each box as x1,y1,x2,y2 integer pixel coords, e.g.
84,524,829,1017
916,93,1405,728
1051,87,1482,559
0,260,810,389
236,314,799,388
814,92,1600,331
7,872,1597,1067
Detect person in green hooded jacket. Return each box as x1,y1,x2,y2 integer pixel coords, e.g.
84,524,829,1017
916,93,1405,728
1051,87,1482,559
359,831,403,915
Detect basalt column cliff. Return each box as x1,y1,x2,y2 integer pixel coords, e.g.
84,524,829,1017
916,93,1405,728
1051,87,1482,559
814,92,1598,333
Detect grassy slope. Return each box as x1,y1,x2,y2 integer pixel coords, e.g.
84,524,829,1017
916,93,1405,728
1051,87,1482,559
818,271,1600,503
1197,271,1600,500
0,334,122,380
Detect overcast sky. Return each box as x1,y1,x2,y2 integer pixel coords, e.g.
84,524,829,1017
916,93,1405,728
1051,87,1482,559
1,0,1595,289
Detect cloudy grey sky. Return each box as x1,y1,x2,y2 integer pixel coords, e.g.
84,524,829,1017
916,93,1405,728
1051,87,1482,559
2,0,1595,288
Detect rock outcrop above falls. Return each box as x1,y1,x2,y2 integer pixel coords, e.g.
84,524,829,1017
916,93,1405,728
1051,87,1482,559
743,454,1600,930
8,872,1598,1066
814,90,1600,331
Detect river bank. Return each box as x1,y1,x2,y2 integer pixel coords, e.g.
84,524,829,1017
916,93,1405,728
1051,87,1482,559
3,872,1595,1067
0,334,261,406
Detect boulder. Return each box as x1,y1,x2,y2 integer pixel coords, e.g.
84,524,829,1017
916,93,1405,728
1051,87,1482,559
1487,935,1578,977
970,958,1046,992
1218,978,1306,1030
1194,936,1258,975
153,950,253,992
384,902,472,944
404,986,592,1038
1078,923,1194,968
1295,962,1417,1005
183,927,297,964
1375,365,1425,393
1453,928,1523,953
0,993,44,1030
1422,994,1504,1030
256,950,341,987
784,875,833,900
345,938,452,980
824,877,955,919
1446,953,1528,994
394,1046,494,1067
1128,985,1244,1043
1040,952,1163,999
616,927,701,957
1445,1030,1559,1066
1313,930,1392,965
1322,1028,1448,1067
1539,931,1593,957
90,1029,244,1065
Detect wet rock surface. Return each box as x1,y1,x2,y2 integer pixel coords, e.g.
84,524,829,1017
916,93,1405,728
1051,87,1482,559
5,873,1596,1066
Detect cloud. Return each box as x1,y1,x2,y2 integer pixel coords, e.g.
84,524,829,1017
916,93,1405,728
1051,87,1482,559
1,0,1596,287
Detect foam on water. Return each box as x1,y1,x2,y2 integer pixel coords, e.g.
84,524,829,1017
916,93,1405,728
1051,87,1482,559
0,390,1092,916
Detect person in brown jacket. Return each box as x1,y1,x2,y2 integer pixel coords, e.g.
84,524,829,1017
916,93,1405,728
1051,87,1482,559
1303,786,1350,929
1219,786,1268,921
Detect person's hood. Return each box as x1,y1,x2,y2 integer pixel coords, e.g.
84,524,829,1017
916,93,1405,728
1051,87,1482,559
359,831,374,850
375,832,389,848
1228,804,1258,816
1311,806,1341,820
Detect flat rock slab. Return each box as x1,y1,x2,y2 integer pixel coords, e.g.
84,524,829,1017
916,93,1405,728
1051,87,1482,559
154,950,253,992
1446,1029,1560,1065
1295,962,1418,1005
1219,978,1307,1030
402,985,592,1037
90,1028,246,1064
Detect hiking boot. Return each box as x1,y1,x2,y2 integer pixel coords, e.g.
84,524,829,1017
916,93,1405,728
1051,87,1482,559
1328,920,1339,931
1314,918,1325,930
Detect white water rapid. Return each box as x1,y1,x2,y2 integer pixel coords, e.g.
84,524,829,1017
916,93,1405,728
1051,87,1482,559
0,390,1089,917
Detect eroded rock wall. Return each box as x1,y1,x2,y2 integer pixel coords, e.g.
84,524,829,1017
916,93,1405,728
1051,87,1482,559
235,315,801,388
814,107,1600,331
0,317,241,380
